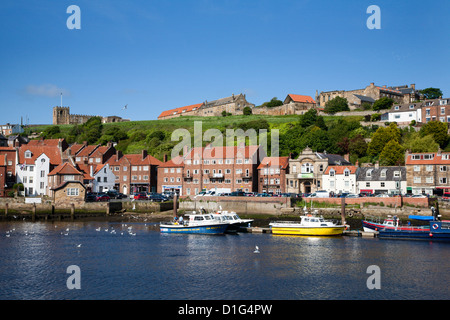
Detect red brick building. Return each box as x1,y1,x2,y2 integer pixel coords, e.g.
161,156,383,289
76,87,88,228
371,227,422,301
421,98,450,123
157,156,184,195
258,156,290,194
181,145,264,196
0,146,17,191
106,150,162,195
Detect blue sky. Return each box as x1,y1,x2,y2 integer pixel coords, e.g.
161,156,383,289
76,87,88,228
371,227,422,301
1,0,449,125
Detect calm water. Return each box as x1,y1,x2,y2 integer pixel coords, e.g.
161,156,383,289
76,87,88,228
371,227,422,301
0,221,449,300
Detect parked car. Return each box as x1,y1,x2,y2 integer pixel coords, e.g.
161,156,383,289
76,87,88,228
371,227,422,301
345,193,360,198
86,193,97,202
230,191,246,197
134,192,148,200
96,193,110,202
148,194,168,202
412,194,427,198
256,193,271,197
106,190,126,199
375,194,389,197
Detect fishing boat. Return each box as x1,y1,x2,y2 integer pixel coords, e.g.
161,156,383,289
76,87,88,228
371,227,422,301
269,209,345,236
362,215,431,233
378,220,450,242
160,212,229,234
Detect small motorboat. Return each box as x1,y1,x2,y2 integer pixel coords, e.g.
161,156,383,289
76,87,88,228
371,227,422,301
362,215,432,233
211,210,254,233
269,209,345,236
160,212,229,234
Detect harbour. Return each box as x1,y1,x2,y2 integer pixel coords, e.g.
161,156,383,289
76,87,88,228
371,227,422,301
1,212,449,300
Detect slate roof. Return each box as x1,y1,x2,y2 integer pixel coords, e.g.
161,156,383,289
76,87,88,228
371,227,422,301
316,152,352,165
356,166,406,181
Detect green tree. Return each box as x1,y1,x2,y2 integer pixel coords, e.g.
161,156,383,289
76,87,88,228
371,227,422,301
420,88,443,100
40,126,61,139
419,120,449,148
372,97,394,111
380,140,405,166
367,123,401,157
243,106,252,115
324,96,349,114
404,134,439,153
258,97,283,108
349,134,368,158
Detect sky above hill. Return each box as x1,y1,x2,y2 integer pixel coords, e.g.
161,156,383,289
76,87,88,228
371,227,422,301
1,0,449,125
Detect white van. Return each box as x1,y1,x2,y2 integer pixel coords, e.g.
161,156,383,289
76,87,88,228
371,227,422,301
308,190,330,198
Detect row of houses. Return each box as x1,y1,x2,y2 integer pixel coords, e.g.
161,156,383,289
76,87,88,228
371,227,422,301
1,138,449,199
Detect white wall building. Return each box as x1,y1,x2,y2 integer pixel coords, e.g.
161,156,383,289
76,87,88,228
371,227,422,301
322,166,358,195
90,163,116,193
386,103,422,125
16,153,51,196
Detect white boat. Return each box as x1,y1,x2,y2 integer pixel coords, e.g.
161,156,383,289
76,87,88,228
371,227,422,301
160,212,229,234
212,210,254,232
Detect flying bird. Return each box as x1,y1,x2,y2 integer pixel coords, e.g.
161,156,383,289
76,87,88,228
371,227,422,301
122,104,128,110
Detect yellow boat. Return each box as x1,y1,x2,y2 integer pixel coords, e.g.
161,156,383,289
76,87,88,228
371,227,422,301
269,211,345,236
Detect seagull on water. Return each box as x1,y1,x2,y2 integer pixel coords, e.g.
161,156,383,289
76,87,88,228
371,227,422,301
76,244,82,248
254,246,260,254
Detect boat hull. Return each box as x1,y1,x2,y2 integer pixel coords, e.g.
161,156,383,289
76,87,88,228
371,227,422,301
270,225,345,236
378,221,450,242
160,224,229,235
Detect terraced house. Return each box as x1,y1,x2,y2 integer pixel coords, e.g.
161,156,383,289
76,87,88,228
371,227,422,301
405,150,450,195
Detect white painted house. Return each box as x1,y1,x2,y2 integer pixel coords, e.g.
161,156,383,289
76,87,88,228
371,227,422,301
386,102,422,125
322,165,358,195
90,163,116,193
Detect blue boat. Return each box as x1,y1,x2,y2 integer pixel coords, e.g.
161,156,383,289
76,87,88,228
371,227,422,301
160,213,229,234
378,220,450,242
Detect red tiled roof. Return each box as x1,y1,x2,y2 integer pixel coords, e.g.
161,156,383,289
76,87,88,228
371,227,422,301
405,153,450,165
257,157,289,169
48,162,83,176
287,94,315,104
76,145,98,157
324,166,358,175
18,145,62,165
123,154,163,166
158,103,203,119
158,156,184,168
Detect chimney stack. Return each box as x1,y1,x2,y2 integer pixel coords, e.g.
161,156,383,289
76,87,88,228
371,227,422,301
142,149,148,160
116,150,122,161
163,154,168,162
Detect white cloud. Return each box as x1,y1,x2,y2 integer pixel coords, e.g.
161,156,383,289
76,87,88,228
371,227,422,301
25,84,70,98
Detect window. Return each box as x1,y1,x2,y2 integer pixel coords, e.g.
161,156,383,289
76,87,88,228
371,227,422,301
143,175,149,180
132,176,137,181
29,176,33,183
426,165,433,172
67,188,79,196
115,166,120,171
381,182,385,187
329,170,335,177
132,166,138,171
123,166,127,171
40,182,45,189
380,169,387,178
423,154,434,160
414,165,420,172
414,177,421,183
143,166,149,171
40,170,45,178
366,169,373,177
344,169,349,177
366,182,370,187
393,171,401,178
426,177,434,183
64,175,75,181
25,150,32,158
440,166,447,172
96,158,101,163
103,177,107,182
440,177,447,184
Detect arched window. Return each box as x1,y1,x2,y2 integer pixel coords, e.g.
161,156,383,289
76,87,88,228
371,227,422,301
301,163,313,174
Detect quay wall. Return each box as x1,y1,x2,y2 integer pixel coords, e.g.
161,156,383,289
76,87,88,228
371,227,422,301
303,196,429,208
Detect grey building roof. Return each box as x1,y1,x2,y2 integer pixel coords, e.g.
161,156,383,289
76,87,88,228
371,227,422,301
357,166,406,182
353,94,375,103
316,152,352,165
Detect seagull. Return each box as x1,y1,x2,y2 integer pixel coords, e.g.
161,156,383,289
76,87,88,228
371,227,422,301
76,244,82,248
254,246,260,254
122,104,128,110
96,227,101,231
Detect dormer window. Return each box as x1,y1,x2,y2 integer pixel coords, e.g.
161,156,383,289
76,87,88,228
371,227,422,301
366,169,373,177
344,169,350,176
409,105,414,109
329,169,335,177
394,106,399,110
25,150,32,158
